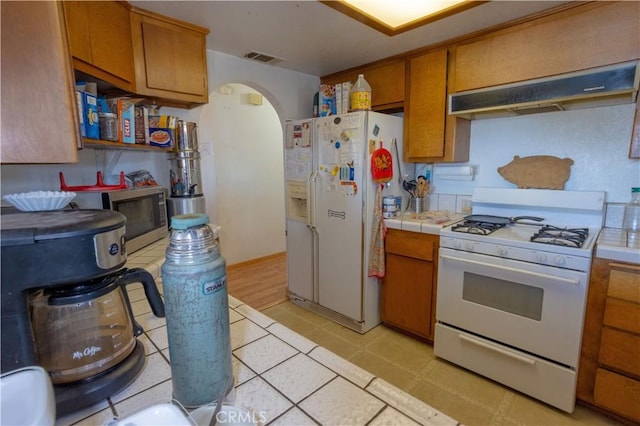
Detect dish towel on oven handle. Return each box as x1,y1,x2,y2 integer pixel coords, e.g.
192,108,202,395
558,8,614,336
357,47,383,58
368,184,387,278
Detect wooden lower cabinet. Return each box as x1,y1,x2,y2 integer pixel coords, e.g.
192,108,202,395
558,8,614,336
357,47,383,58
381,229,438,341
577,258,640,424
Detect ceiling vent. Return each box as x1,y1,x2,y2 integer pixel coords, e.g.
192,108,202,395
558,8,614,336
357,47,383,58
243,50,284,65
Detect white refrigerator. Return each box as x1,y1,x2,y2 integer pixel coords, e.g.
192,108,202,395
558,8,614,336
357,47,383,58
284,111,408,333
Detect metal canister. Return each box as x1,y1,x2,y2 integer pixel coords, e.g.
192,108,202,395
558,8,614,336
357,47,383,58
382,195,402,218
161,214,233,407
176,120,199,151
169,151,203,197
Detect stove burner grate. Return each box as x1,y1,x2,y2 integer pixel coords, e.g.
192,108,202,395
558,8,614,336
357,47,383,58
451,221,505,235
530,225,589,248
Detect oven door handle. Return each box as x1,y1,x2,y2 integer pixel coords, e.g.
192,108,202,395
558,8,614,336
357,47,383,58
458,334,536,365
440,254,580,286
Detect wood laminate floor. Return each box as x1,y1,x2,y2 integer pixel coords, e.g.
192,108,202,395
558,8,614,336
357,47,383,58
226,251,288,311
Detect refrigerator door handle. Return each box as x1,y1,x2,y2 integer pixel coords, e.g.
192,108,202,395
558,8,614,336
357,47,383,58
307,171,317,228
311,225,320,302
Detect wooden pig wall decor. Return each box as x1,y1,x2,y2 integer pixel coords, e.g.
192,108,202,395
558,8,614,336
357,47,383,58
497,155,574,190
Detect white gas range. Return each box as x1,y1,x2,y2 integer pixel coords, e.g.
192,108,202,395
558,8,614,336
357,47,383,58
434,187,605,413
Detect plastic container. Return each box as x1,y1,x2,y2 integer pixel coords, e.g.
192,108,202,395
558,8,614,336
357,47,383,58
99,112,118,141
161,214,234,408
622,187,640,247
350,74,371,111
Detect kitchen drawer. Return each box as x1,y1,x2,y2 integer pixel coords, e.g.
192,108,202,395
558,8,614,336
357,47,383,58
607,267,640,304
598,327,640,378
603,298,640,335
594,368,640,422
385,230,435,260
434,323,577,412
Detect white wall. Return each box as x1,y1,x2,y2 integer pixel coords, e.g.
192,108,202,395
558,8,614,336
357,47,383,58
198,83,284,264
424,103,640,203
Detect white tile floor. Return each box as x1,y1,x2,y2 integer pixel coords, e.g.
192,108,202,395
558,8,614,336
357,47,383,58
55,255,459,426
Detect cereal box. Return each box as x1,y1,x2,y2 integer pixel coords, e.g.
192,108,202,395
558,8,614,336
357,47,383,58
107,97,145,144
134,106,150,145
148,115,177,148
319,84,337,117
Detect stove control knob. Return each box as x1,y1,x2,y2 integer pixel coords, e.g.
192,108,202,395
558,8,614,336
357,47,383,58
464,242,474,251
498,248,508,257
554,256,566,266
536,253,548,263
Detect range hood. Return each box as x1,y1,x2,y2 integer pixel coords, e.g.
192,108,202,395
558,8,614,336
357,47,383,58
449,61,639,119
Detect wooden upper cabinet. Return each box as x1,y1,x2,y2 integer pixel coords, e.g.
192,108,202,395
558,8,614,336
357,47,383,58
1,1,79,164
454,1,640,92
322,60,405,111
130,9,209,106
404,49,470,163
63,1,135,91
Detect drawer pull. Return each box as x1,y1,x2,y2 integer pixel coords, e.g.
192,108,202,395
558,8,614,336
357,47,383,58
458,333,536,365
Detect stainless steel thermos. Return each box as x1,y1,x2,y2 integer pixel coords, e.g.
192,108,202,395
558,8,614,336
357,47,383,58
161,214,233,407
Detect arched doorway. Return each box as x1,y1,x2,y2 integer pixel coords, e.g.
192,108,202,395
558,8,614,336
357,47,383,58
197,83,285,265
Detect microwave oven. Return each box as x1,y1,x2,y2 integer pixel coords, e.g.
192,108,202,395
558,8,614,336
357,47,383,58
74,186,168,253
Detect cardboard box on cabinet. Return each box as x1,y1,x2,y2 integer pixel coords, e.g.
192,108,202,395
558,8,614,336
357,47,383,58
76,82,99,139
148,115,178,148
319,84,337,117
81,92,99,139
135,106,150,145
107,97,145,144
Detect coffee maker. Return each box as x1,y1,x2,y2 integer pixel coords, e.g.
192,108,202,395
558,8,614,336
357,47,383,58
0,209,165,416
167,120,207,220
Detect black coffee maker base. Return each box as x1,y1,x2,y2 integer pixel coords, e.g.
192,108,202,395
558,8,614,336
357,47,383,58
54,341,146,417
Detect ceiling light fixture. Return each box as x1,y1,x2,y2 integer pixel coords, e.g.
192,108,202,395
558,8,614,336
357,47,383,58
320,0,487,36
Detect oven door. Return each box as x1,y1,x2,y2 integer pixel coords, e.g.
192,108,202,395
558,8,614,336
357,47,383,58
436,247,588,367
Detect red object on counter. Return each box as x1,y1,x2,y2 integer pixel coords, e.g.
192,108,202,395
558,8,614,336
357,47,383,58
59,171,127,191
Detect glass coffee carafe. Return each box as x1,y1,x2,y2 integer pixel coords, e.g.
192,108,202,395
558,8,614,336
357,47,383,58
29,268,163,384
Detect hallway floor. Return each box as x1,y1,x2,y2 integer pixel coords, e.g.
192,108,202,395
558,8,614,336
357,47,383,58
263,302,622,426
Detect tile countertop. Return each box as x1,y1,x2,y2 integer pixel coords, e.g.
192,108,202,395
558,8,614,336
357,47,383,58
595,227,640,264
385,211,465,235
55,239,459,426
387,215,640,267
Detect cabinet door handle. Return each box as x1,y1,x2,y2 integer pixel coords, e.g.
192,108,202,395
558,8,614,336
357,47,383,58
610,262,640,273
458,333,536,365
